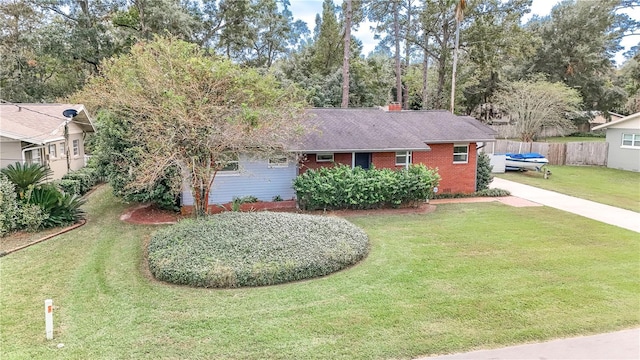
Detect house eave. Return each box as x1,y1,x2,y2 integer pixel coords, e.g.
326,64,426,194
290,146,432,153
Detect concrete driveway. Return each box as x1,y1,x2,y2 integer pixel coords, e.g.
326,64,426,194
490,177,640,233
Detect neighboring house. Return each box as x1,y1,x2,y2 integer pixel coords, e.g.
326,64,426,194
588,111,624,130
0,103,96,180
181,108,496,210
592,112,640,172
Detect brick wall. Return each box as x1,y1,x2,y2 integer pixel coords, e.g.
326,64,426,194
300,144,478,194
415,144,477,194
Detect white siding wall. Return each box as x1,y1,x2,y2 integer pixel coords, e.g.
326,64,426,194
181,155,298,205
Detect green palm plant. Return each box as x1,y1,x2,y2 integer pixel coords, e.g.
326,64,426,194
25,184,86,228
0,162,53,199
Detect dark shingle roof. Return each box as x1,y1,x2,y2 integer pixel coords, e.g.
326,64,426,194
290,108,496,152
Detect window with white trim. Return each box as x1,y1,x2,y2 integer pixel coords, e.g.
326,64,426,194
453,144,469,163
316,153,334,162
59,142,65,157
30,149,42,165
72,139,80,156
218,154,239,172
49,144,57,158
268,156,288,168
622,133,640,148
395,151,412,166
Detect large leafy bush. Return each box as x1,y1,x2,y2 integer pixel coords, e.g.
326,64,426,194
293,164,440,211
148,212,369,288
90,111,181,210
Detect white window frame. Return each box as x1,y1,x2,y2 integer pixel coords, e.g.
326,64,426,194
217,153,240,176
30,149,42,165
453,144,469,164
316,153,334,162
395,151,412,168
48,144,57,158
621,133,640,149
72,139,80,156
268,156,288,168
59,142,65,158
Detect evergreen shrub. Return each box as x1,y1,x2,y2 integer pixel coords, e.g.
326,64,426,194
148,212,369,288
476,152,494,191
293,164,440,211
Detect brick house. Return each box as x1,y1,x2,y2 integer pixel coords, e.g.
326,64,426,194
291,108,496,194
180,107,496,209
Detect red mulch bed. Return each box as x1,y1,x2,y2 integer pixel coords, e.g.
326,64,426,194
121,204,182,225
122,202,438,225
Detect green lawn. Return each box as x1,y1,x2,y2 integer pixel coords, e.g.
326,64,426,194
1,186,638,359
497,165,640,212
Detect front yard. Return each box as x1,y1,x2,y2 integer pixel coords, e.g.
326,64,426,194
497,165,640,212
1,186,638,359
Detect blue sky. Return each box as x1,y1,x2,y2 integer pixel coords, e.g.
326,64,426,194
288,0,639,65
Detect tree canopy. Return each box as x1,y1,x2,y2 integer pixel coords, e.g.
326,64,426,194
2,0,638,115
72,36,307,216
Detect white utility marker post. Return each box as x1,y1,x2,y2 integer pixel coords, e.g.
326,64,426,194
45,299,53,340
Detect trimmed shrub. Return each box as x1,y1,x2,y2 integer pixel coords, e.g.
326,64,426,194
433,188,511,199
148,212,369,288
0,175,20,236
58,179,82,195
17,204,48,232
61,167,100,195
293,164,440,211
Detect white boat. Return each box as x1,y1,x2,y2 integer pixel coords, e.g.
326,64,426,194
504,153,549,171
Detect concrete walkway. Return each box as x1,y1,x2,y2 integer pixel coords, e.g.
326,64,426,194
490,177,640,233
418,328,640,359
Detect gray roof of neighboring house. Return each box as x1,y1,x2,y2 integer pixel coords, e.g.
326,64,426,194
0,103,95,145
592,112,640,131
290,108,497,152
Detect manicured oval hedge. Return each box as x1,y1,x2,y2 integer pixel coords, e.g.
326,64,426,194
148,212,369,288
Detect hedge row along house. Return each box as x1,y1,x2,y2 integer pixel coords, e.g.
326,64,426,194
0,104,96,180
180,107,497,212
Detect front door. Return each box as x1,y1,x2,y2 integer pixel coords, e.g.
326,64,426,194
354,152,372,169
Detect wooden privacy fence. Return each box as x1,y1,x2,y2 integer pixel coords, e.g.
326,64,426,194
488,140,608,166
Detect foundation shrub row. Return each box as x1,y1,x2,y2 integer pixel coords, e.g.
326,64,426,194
293,164,440,211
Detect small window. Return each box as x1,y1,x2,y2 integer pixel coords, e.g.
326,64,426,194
72,139,80,156
453,144,469,163
622,133,640,148
49,144,57,158
59,142,65,157
395,151,412,166
217,153,239,172
268,156,288,168
316,153,334,162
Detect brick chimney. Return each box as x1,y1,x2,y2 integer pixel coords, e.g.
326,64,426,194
388,102,401,111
